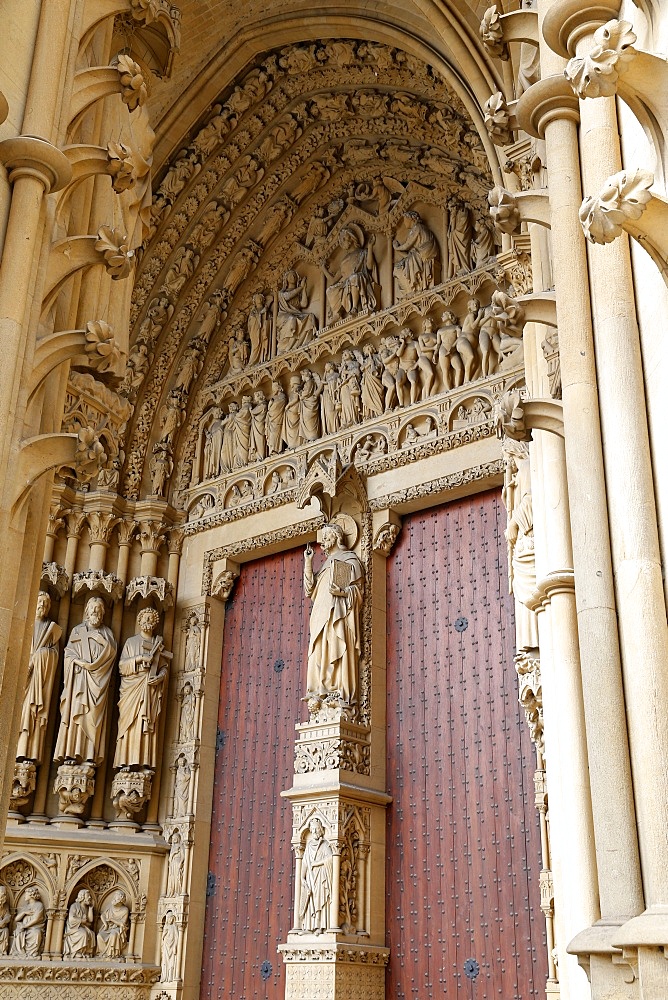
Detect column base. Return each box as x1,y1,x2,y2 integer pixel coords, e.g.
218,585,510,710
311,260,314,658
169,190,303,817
279,943,389,1000
568,921,640,998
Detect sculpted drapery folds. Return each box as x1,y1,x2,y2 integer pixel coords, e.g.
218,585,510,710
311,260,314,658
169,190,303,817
277,270,318,354
63,889,96,959
96,889,130,959
17,592,62,762
300,818,333,933
304,524,364,709
10,887,46,958
114,608,171,770
55,597,117,765
0,886,9,955
324,224,378,323
393,210,439,297
502,439,539,652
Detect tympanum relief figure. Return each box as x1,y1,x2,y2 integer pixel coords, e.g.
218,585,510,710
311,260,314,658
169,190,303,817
276,270,318,354
55,597,117,765
447,198,473,276
63,889,96,959
247,291,273,365
9,887,45,958
393,210,439,297
324,225,378,323
114,608,171,771
17,591,62,763
300,819,333,933
304,524,364,713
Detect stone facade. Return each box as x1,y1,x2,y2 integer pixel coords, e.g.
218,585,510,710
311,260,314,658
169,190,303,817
0,2,667,999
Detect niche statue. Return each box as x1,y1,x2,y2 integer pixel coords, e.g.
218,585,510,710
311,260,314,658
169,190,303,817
303,524,364,710
17,591,62,762
55,597,117,764
114,608,171,770
300,818,333,933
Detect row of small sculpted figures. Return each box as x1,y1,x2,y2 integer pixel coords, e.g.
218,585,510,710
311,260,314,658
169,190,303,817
0,884,130,961
17,595,170,775
225,212,496,372
201,292,523,481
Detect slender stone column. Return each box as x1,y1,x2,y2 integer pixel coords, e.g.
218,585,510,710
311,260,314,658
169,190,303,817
517,0,643,945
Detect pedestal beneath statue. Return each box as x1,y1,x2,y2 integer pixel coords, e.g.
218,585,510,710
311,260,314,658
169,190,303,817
280,944,388,1000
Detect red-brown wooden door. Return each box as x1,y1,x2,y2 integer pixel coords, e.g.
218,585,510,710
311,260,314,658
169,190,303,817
386,491,546,999
201,549,307,1000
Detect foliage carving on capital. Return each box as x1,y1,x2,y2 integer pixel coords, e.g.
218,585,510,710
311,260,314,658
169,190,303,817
494,388,529,442
480,6,508,60
114,54,148,111
95,226,135,280
484,92,513,146
84,320,124,372
74,427,108,483
106,141,136,193
565,20,637,99
488,186,521,235
579,168,653,245
86,511,118,544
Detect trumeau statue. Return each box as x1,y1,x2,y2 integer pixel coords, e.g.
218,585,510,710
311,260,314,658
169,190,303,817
55,597,117,765
114,608,171,771
96,889,130,959
63,888,96,959
300,818,333,933
324,224,377,323
16,591,62,762
9,887,46,958
304,524,364,709
393,210,439,297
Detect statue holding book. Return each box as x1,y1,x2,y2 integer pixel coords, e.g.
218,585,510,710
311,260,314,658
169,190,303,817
303,524,364,709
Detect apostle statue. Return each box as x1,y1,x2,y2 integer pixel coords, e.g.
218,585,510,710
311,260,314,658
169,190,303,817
393,210,439,297
55,597,117,764
63,889,95,959
10,887,46,958
96,889,130,959
303,524,364,708
114,608,171,771
16,591,62,762
300,818,333,932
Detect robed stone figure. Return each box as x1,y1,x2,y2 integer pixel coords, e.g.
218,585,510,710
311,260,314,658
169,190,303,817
114,607,170,770
17,591,62,762
304,524,364,708
55,597,117,764
300,818,333,932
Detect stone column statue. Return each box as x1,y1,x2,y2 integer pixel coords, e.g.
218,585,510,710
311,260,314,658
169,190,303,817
96,889,130,958
300,819,333,932
161,911,179,981
63,889,96,959
55,597,117,764
113,608,171,770
9,887,46,958
303,524,364,709
502,439,539,652
16,591,62,762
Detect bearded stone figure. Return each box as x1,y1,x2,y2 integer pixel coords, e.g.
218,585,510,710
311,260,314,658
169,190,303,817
324,224,377,322
300,818,333,932
63,889,96,959
55,597,117,764
392,210,439,297
10,887,46,958
114,608,171,770
303,524,364,709
16,591,62,762
96,889,130,959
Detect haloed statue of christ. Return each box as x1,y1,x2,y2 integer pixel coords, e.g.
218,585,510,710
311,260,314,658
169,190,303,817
303,524,364,710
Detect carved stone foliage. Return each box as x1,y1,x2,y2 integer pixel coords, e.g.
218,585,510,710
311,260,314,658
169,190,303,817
121,39,495,500
565,19,637,99
515,651,543,754
579,168,653,245
294,722,370,776
61,372,132,491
